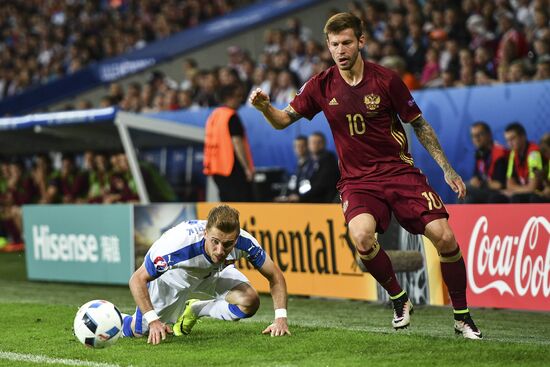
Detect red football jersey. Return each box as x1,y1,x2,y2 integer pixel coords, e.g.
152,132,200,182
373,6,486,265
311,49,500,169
290,60,422,188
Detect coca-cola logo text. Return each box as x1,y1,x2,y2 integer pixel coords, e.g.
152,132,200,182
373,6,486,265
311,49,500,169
467,216,550,298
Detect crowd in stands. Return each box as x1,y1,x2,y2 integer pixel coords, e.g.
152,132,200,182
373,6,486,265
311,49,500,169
0,0,254,100
60,0,550,113
0,151,140,246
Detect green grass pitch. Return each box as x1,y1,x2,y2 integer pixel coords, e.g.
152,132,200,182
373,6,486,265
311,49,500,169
1,252,549,367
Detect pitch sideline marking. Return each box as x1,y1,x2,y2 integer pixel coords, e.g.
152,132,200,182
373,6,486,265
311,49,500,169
0,351,131,367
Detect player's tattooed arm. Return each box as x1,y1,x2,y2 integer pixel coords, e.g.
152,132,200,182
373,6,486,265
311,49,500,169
411,116,466,198
283,105,302,124
411,116,453,171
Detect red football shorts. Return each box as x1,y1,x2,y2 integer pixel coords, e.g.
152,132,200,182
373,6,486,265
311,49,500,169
339,171,449,234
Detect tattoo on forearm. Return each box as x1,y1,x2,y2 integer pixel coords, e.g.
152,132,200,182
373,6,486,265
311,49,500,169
411,117,454,174
284,105,302,123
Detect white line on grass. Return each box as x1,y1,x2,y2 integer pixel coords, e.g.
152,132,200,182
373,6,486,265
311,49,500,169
0,351,130,367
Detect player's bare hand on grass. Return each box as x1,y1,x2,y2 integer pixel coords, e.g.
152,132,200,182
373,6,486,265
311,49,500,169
444,170,466,199
262,318,291,337
147,320,173,345
249,88,270,112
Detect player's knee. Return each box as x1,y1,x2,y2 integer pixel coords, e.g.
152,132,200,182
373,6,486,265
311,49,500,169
434,229,456,252
349,229,376,252
239,289,260,315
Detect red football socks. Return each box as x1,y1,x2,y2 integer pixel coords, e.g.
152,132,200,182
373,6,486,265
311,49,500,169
358,247,403,297
440,246,468,311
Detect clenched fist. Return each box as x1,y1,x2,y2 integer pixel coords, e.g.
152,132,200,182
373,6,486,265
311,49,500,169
249,88,270,112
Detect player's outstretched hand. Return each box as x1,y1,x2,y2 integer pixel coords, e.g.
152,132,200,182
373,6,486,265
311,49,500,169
147,320,173,345
444,169,466,199
249,88,270,112
262,318,291,337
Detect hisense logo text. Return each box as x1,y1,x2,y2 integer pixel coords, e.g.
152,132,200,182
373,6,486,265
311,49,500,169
33,225,99,262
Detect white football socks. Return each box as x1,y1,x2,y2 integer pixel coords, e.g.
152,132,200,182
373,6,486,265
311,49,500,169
191,299,247,320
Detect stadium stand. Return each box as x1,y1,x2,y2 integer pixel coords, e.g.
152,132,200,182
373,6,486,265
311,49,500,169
3,0,549,116
65,0,550,114
0,0,254,102
0,0,323,115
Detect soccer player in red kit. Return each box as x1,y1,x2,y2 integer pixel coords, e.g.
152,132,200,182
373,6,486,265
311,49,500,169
250,12,482,339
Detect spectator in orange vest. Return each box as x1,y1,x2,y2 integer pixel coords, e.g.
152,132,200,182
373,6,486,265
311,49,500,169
203,84,255,202
463,121,509,203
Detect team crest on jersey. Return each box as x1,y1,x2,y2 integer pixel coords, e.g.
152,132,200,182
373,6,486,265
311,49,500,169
364,93,381,110
153,256,169,273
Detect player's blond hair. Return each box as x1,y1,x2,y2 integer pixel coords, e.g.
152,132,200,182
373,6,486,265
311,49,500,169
324,12,364,40
206,204,240,234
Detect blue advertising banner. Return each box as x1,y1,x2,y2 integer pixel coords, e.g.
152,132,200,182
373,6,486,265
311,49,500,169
153,80,550,203
0,107,116,130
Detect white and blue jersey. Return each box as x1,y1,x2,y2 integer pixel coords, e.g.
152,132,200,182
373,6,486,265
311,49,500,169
142,220,266,324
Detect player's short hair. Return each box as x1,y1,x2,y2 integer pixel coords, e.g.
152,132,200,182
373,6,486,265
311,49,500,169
295,135,307,143
206,204,240,234
324,12,364,40
505,122,526,137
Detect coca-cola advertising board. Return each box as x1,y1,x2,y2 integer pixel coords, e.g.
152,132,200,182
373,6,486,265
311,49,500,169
448,204,549,311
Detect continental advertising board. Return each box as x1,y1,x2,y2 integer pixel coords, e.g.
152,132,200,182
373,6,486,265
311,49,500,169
197,203,378,301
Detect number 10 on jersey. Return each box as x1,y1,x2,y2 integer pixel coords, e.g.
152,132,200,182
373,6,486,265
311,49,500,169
346,114,366,136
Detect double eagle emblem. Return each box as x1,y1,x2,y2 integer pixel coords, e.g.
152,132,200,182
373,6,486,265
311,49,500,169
363,93,380,110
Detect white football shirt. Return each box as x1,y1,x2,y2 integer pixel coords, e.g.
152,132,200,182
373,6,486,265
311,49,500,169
143,220,266,322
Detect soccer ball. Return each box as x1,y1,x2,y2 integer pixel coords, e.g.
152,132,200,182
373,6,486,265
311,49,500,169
73,300,123,348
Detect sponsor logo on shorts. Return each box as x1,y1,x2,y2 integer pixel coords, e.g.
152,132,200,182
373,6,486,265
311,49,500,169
153,256,168,273
342,200,349,213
